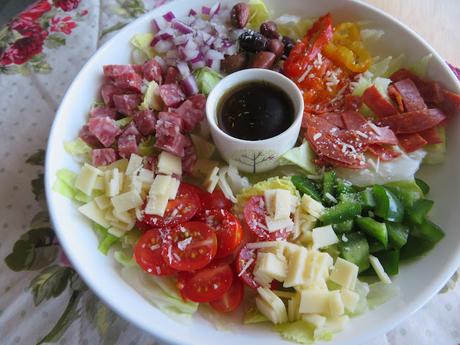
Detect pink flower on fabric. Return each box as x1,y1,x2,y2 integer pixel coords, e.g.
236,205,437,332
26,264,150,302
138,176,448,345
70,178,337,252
53,0,82,12
1,35,47,65
18,0,52,21
9,16,47,38
50,16,77,35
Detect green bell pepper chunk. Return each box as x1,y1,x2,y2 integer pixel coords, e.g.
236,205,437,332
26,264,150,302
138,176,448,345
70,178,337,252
415,178,430,195
407,199,434,224
336,178,355,196
376,249,400,275
411,219,445,243
338,233,370,272
369,240,385,253
358,188,376,209
384,180,423,208
332,220,354,234
386,223,409,249
291,175,322,201
320,201,362,225
322,170,337,205
356,216,388,247
400,236,435,260
372,185,404,223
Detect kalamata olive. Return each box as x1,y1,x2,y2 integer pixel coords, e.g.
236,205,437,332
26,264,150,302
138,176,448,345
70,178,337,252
221,52,248,74
249,51,276,69
239,30,267,52
282,36,295,56
260,21,280,39
230,3,250,28
267,39,285,57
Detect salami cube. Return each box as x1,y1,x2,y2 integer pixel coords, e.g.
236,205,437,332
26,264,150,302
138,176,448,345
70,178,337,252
173,99,204,132
79,125,101,148
88,116,122,147
159,84,186,107
101,83,124,106
90,105,118,119
155,132,187,157
92,148,117,166
188,94,206,111
133,109,157,136
158,112,184,131
182,137,197,173
164,66,181,84
113,94,142,115
143,59,163,83
122,122,142,143
118,135,138,159
103,64,142,78
111,72,143,93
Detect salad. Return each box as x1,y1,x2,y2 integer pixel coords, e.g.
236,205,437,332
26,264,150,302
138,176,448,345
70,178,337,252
53,0,460,343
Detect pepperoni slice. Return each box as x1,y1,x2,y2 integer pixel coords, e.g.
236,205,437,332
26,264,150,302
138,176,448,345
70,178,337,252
393,79,427,112
321,112,345,128
419,127,443,144
397,133,428,153
362,85,398,118
377,108,447,134
341,111,367,130
367,144,401,161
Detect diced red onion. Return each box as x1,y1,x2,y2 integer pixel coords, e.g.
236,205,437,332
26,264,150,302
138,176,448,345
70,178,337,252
191,60,206,70
171,20,193,34
154,56,167,72
190,53,204,64
154,40,174,53
152,16,168,32
177,61,191,78
205,49,224,61
223,44,237,56
163,11,175,22
209,2,221,17
150,35,161,47
189,9,197,16
173,34,192,46
201,6,211,15
181,75,199,96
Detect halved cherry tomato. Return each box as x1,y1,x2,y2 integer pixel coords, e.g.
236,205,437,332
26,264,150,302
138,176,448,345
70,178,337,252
236,245,259,289
202,209,243,258
137,183,200,230
134,229,175,276
177,264,233,302
201,190,233,211
161,221,217,271
210,277,244,313
243,196,291,241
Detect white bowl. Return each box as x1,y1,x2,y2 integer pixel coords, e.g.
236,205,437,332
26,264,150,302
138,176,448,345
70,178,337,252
206,69,304,173
45,0,460,344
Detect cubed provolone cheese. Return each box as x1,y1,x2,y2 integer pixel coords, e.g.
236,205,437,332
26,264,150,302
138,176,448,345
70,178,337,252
105,169,120,197
217,169,237,203
109,218,134,231
166,177,180,200
340,289,360,313
328,290,345,317
78,201,109,228
125,154,143,175
284,246,308,288
292,207,302,239
149,175,172,196
137,168,154,185
329,257,359,290
312,225,339,250
264,189,277,217
302,251,333,284
204,166,219,193
256,287,288,324
157,151,182,176
93,176,105,191
108,226,126,238
369,255,392,284
265,216,294,232
300,194,325,218
274,189,293,220
254,252,287,285
111,190,143,213
94,195,111,210
112,209,134,225
145,194,169,216
301,314,326,328
287,293,301,322
75,163,102,196
299,290,330,314
104,158,128,173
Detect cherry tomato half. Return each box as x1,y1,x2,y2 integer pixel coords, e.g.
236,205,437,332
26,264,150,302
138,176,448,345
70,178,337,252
177,264,233,302
134,229,175,276
137,183,201,230
210,277,244,313
203,209,243,259
161,221,217,272
201,190,233,211
236,245,259,289
243,195,291,241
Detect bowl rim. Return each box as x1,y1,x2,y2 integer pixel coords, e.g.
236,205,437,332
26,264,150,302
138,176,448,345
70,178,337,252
44,1,460,345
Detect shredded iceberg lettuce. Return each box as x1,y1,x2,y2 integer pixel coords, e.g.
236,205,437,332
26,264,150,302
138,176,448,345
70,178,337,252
193,67,222,95
367,282,399,309
53,168,78,199
279,141,317,173
116,116,132,128
275,15,313,41
64,138,92,156
408,54,432,78
244,306,270,324
131,33,155,61
247,0,271,30
274,320,315,344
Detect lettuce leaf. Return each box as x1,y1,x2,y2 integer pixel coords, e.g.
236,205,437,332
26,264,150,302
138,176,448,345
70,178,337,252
423,127,446,165
114,250,136,267
367,282,399,309
350,279,370,316
275,15,313,41
116,116,132,128
138,136,156,157
140,80,162,111
53,169,78,199
247,0,270,30
279,141,317,173
92,222,119,255
408,54,432,78
244,306,270,324
273,320,315,344
131,33,155,60
193,67,222,95
64,138,92,156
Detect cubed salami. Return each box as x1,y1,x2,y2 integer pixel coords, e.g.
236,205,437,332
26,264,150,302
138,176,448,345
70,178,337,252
182,137,197,173
164,66,181,84
118,135,138,159
113,94,142,115
155,119,181,139
143,59,163,83
133,109,157,136
111,72,143,93
173,99,204,132
90,105,118,119
92,148,117,166
155,131,187,157
122,122,142,143
103,64,142,78
158,111,184,131
159,84,186,107
188,94,206,111
88,116,122,147
79,125,101,148
101,83,124,106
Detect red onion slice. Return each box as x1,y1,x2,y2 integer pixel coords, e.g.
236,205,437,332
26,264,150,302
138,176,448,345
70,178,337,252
163,11,175,22
181,75,199,96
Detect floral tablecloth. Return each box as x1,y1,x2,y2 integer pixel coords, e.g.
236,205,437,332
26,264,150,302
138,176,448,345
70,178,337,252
0,1,460,344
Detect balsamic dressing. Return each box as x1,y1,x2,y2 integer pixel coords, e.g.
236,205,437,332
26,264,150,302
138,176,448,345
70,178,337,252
217,82,294,141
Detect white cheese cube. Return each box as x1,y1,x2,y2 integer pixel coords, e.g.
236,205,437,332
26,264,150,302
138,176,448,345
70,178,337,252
94,195,111,210
157,151,182,176
256,287,288,324
137,168,154,185
109,219,134,231
299,279,328,291
149,175,172,196
191,159,220,179
217,169,237,203
254,252,287,285
292,207,302,240
303,251,333,283
125,154,143,175
93,176,105,191
78,201,109,228
105,169,120,197
299,290,330,314
301,314,327,328
124,175,143,194
111,190,143,213
284,247,308,288
330,258,359,290
104,208,117,222
190,134,215,159
328,290,345,317
108,227,126,238
104,158,128,173
75,163,102,196
274,189,293,220
166,178,180,200
340,289,360,313
369,255,392,284
112,209,134,225
300,194,325,218
287,294,300,322
265,216,294,232
312,225,339,250
145,194,169,216
204,166,219,193
264,189,277,217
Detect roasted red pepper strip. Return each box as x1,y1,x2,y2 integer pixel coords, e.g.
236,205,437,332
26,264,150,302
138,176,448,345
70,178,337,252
284,13,333,80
